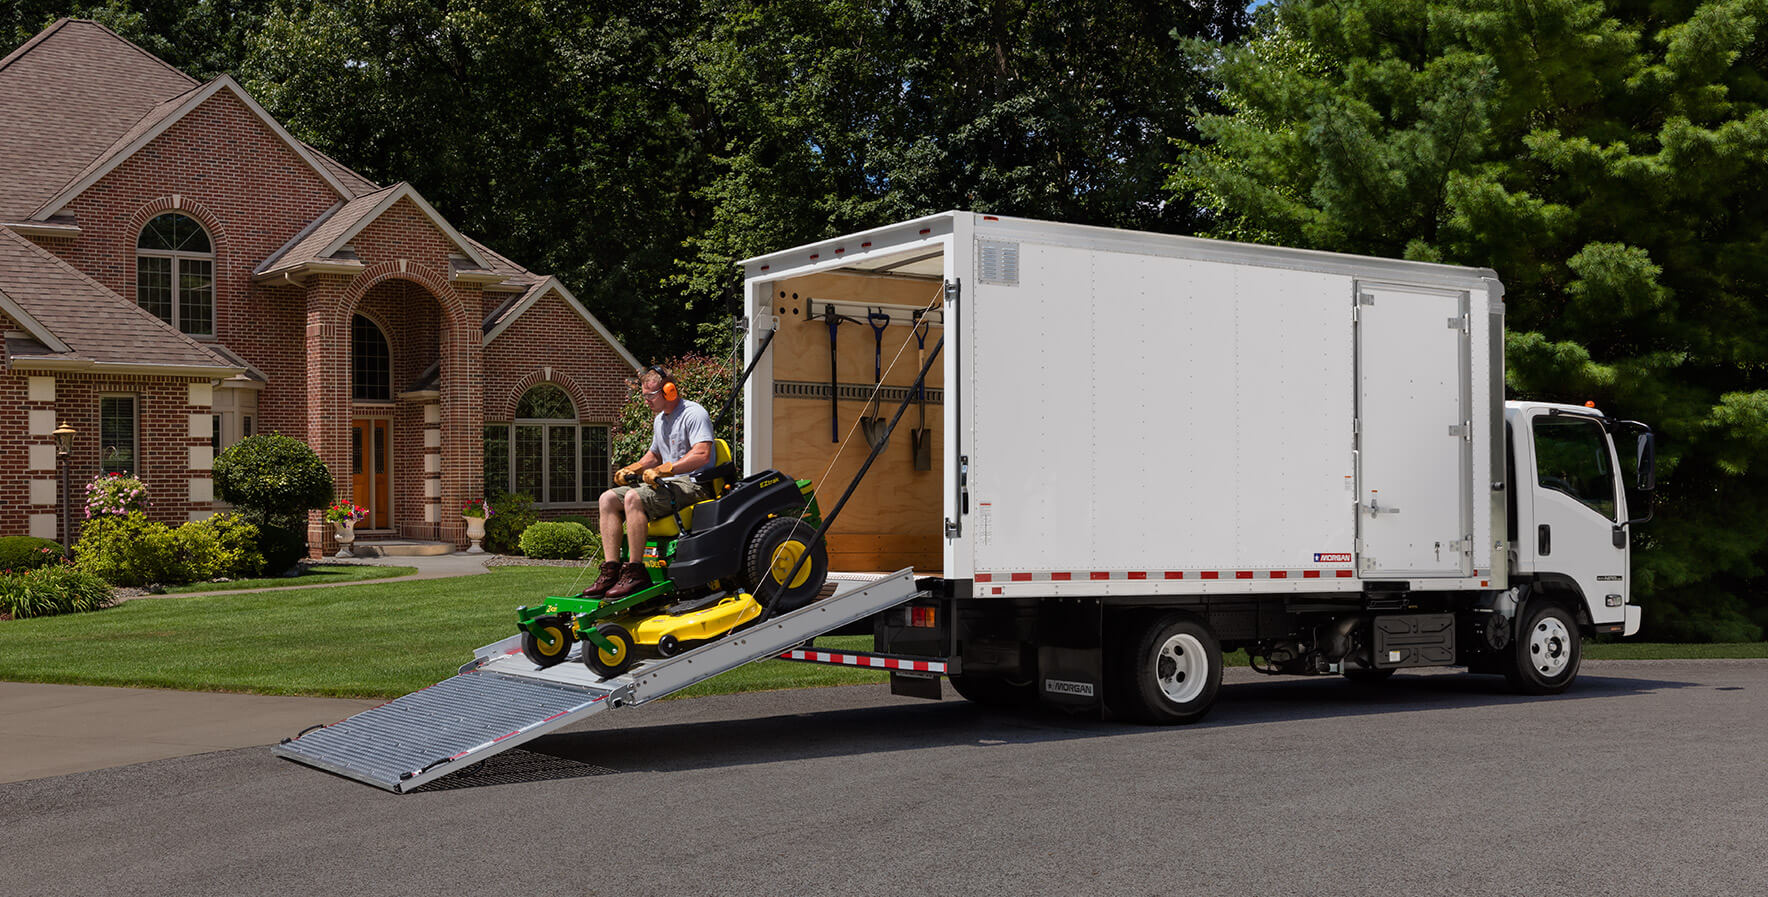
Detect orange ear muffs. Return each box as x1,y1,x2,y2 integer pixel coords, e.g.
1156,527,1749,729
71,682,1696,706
662,380,678,401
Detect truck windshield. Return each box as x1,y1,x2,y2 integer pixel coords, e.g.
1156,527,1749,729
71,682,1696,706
1533,416,1617,520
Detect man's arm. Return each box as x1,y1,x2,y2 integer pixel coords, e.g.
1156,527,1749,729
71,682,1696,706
642,441,711,485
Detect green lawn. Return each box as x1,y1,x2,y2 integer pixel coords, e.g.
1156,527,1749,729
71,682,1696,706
0,568,1759,700
160,564,416,594
0,567,881,699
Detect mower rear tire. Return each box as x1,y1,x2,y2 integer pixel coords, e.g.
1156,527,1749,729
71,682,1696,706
746,517,829,613
520,616,573,668
584,623,636,679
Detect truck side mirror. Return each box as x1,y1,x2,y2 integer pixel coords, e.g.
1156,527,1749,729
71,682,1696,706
1634,431,1655,492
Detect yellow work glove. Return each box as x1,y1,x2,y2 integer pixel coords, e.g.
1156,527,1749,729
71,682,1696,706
641,462,674,487
614,464,642,486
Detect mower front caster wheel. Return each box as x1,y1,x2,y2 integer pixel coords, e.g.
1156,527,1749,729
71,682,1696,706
521,616,574,668
584,623,637,679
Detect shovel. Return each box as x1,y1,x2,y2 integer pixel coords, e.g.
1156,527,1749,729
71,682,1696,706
911,314,932,470
823,304,844,443
859,309,891,448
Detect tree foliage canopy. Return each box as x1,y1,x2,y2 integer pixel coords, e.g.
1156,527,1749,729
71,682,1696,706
1172,0,1768,639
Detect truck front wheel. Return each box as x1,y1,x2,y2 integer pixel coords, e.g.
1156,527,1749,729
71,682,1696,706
1118,614,1222,724
1502,603,1581,695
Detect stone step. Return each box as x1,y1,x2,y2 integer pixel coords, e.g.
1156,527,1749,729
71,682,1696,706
349,539,456,558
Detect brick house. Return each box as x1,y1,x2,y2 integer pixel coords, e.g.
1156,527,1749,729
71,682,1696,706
0,20,641,554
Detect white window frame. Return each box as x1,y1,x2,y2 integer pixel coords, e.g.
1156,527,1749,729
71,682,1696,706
136,216,216,338
487,421,611,507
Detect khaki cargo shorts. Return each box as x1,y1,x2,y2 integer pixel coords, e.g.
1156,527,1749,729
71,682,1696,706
610,479,711,520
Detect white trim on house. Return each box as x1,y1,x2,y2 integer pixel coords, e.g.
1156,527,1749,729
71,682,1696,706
9,357,242,378
482,277,641,371
31,76,357,219
0,289,74,354
309,183,493,271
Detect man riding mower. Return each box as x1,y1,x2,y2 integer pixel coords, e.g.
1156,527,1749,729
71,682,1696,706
515,366,829,678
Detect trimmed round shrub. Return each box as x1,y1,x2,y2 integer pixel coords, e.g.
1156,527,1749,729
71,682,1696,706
256,521,309,576
176,513,266,581
0,536,67,572
213,434,334,516
518,521,595,560
485,492,537,555
0,565,113,619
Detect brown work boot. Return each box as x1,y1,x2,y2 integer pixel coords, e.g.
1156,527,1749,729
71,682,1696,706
581,560,622,598
602,562,653,600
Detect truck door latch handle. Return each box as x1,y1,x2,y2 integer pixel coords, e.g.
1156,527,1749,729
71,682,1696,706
1538,524,1552,556
1364,498,1400,516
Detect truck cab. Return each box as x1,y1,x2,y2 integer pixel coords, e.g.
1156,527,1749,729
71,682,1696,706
1506,401,1654,638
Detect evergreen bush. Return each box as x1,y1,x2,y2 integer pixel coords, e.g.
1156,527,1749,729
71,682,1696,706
213,434,334,516
0,536,67,572
518,521,596,560
485,492,537,554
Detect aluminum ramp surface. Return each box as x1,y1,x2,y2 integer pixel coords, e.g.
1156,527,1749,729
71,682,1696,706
274,569,919,792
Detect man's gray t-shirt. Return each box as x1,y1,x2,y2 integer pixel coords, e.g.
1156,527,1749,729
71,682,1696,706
650,398,715,478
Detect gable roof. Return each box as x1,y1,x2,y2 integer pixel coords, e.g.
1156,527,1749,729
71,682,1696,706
255,182,492,277
0,225,243,375
0,19,197,219
482,276,641,370
30,74,356,219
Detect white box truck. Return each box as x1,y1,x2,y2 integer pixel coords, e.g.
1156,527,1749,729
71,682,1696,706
738,211,1656,723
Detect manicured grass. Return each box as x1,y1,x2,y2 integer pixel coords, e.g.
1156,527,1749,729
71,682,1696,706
0,567,882,699
1584,641,1768,660
160,564,416,594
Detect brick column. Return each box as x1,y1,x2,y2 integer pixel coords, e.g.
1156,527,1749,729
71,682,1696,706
304,275,352,556
438,297,484,548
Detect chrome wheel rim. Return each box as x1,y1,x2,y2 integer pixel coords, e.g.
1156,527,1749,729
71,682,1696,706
1529,617,1573,678
1155,632,1208,704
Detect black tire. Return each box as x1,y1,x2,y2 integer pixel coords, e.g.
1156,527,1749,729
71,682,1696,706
656,633,682,657
947,674,1037,709
583,623,636,679
1503,602,1582,694
1117,614,1222,724
745,517,829,613
1343,667,1397,684
520,616,573,668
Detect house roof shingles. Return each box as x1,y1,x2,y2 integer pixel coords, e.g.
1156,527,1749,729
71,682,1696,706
0,226,240,372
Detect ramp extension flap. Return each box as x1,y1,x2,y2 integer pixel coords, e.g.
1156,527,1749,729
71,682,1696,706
275,569,920,792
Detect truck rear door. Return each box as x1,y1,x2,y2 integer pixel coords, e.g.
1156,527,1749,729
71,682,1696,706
1356,283,1473,578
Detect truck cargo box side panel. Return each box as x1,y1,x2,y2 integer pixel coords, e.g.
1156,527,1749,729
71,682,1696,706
965,236,1358,593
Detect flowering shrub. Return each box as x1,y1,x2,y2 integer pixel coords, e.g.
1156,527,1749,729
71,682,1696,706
72,512,264,586
462,499,494,519
324,500,369,525
84,472,148,519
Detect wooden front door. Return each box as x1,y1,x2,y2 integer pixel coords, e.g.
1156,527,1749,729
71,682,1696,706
351,418,391,529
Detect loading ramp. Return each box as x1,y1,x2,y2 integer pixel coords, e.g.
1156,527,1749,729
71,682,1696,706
274,569,921,792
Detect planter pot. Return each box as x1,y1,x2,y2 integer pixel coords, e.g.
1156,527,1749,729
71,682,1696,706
464,515,486,554
333,521,356,558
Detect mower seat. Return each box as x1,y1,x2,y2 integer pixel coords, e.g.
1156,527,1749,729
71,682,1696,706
643,438,735,538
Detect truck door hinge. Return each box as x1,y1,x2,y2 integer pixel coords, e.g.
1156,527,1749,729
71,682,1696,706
1447,422,1472,440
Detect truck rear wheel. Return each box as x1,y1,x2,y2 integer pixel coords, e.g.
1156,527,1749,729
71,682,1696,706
1502,603,1581,695
1118,614,1222,724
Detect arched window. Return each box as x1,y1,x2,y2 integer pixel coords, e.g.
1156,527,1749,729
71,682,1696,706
484,382,609,505
352,315,391,401
136,213,214,336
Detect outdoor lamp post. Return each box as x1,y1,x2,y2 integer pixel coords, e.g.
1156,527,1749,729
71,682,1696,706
53,421,75,546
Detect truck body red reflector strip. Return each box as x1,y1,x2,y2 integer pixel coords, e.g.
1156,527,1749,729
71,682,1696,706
1128,571,1147,580
1303,570,1320,578
1052,572,1072,581
1235,571,1254,579
1011,572,1033,581
975,573,992,583
1090,571,1110,580
1269,571,1287,579
1337,570,1354,578
1201,571,1219,579
1166,571,1183,579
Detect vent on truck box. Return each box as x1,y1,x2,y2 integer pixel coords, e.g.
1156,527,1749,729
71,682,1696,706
979,241,1019,285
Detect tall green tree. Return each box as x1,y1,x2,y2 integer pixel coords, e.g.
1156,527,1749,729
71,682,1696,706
1172,0,1768,640
679,0,1247,345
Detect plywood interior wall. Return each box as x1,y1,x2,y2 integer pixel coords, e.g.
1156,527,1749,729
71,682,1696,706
766,271,945,573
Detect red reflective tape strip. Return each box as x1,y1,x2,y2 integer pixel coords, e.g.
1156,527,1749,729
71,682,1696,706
1052,572,1072,581
1127,571,1147,580
1011,572,1033,582
1201,571,1219,580
542,710,572,722
1235,571,1254,579
491,730,520,744
1165,571,1183,580
1337,570,1354,578
1269,571,1287,579
1090,571,1110,580
975,573,992,583
1303,570,1320,579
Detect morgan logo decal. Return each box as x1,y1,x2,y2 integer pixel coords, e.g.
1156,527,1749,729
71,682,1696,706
1043,678,1095,697
1313,553,1353,563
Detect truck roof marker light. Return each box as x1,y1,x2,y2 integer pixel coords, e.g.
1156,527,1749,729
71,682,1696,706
919,228,931,235
861,241,872,248
1586,401,1596,407
809,253,819,260
759,265,769,271
983,215,999,221
835,248,844,254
